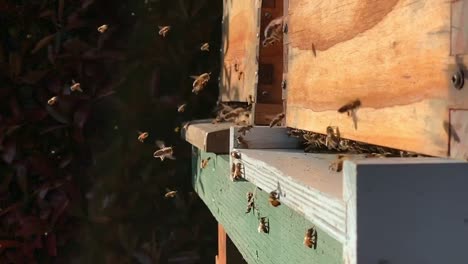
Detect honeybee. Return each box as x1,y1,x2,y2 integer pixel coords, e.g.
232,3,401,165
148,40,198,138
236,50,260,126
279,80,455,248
262,16,285,47
268,191,281,207
231,162,242,181
164,189,178,198
97,24,108,33
236,136,248,148
237,125,253,136
200,42,210,51
47,96,58,106
137,131,149,143
190,72,211,94
231,151,241,159
174,127,180,133
258,217,269,233
177,103,186,113
325,126,340,150
201,157,211,169
153,140,175,161
338,99,361,129
269,113,285,128
248,95,254,105
245,192,255,214
338,99,361,115
70,80,82,92
158,26,171,37
329,154,347,172
304,227,317,248
222,107,245,120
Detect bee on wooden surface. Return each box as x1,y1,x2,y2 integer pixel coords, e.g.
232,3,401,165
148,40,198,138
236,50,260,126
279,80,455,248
190,72,211,94
200,42,210,51
164,189,178,198
47,96,58,106
177,103,186,113
258,217,269,233
70,80,82,92
329,154,347,172
325,126,340,150
245,192,255,214
262,16,285,47
231,151,241,159
248,95,254,105
222,107,245,120
137,131,149,143
236,135,248,148
231,162,242,181
304,227,317,248
97,24,108,33
211,116,223,124
158,26,171,37
269,113,285,128
201,157,211,169
268,191,281,207
237,125,253,136
153,140,175,161
287,128,302,138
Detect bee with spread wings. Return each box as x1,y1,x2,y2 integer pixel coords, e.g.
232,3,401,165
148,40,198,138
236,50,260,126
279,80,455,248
153,140,176,161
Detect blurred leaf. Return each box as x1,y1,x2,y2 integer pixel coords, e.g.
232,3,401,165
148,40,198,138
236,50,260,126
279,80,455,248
31,34,56,54
1,139,16,164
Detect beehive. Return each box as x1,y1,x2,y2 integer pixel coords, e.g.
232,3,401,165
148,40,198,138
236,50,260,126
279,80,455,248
283,0,468,159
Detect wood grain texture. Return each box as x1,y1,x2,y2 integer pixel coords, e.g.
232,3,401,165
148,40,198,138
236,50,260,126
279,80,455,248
343,158,468,264
192,150,343,264
181,119,232,153
220,0,260,102
253,103,283,125
449,109,468,160
285,0,468,158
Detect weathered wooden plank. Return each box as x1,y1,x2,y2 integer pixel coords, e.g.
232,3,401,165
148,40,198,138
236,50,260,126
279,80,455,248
230,149,348,243
229,126,300,150
343,158,468,264
285,0,468,158
449,109,468,160
220,0,261,102
181,119,231,154
192,150,343,264
217,224,247,264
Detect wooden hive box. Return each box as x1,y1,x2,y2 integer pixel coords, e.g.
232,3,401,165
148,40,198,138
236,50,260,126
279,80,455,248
283,0,468,159
220,0,285,125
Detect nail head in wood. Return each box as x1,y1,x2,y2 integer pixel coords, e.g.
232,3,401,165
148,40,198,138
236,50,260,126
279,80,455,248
452,68,464,90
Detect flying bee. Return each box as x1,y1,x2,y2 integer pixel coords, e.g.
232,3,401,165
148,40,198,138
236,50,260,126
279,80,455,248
269,112,285,128
153,140,175,161
190,72,211,94
47,96,58,106
177,103,186,113
164,189,178,198
137,131,149,143
245,192,255,214
262,16,285,47
97,24,108,33
325,126,340,150
329,154,347,172
158,26,171,37
258,217,269,233
174,127,180,133
231,151,241,159
236,135,248,148
70,80,82,92
200,42,210,51
269,191,281,207
201,157,211,169
304,227,317,248
338,99,361,115
231,162,242,181
237,125,253,136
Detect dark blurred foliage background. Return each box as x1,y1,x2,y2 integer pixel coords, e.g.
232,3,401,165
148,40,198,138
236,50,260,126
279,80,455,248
0,0,222,263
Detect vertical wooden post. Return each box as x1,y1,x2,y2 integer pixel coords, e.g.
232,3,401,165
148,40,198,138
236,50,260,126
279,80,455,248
216,223,247,264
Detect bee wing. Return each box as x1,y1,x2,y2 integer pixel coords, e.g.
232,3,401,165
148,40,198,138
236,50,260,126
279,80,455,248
166,154,176,160
155,140,165,149
158,26,164,30
189,75,198,80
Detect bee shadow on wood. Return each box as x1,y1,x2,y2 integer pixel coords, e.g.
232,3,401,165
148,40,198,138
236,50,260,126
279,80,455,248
443,121,460,143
